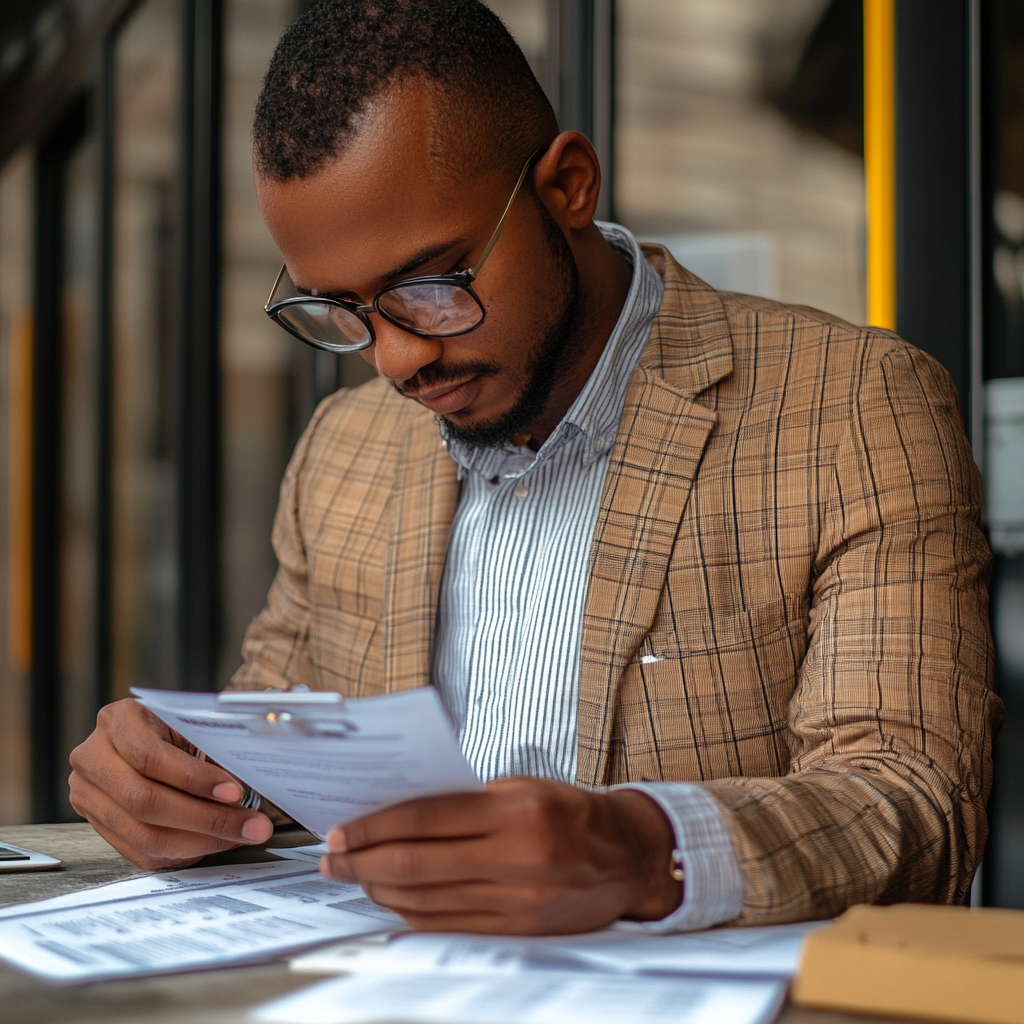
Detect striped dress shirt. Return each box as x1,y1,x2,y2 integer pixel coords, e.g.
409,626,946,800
433,223,744,931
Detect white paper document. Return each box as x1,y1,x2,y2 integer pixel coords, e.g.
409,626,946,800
290,920,825,980
0,859,407,983
269,842,328,864
254,971,787,1024
540,921,825,976
132,687,481,839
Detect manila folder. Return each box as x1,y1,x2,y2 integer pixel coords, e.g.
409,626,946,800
792,903,1024,1024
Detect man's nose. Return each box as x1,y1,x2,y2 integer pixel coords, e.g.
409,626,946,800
367,320,445,385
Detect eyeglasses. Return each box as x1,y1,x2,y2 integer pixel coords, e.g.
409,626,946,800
264,150,540,354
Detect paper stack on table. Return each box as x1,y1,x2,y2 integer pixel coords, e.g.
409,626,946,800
0,841,820,1024
0,859,407,983
252,922,825,1024
254,970,788,1024
289,921,823,977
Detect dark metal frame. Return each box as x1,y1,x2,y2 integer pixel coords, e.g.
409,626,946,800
894,0,984,441
95,12,118,728
30,96,90,823
978,0,1024,911
176,0,224,692
545,0,615,221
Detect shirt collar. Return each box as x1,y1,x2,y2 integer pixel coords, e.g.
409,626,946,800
446,222,664,479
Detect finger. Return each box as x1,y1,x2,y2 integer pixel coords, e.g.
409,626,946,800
321,838,499,887
329,792,500,853
70,774,245,869
359,880,507,916
80,700,246,803
393,910,513,934
71,744,273,845
390,904,596,937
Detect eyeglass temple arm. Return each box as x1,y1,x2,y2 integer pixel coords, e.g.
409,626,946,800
266,263,288,309
469,149,543,279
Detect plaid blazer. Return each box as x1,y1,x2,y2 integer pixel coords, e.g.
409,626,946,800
233,245,1002,924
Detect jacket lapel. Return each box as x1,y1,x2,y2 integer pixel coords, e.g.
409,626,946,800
576,247,735,787
382,408,460,692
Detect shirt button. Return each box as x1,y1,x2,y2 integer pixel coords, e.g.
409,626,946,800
593,436,607,453
513,484,529,500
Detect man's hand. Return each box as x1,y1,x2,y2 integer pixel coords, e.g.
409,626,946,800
319,778,681,934
69,698,274,870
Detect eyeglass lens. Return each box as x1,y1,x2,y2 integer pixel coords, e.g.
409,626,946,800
377,282,484,335
274,301,372,352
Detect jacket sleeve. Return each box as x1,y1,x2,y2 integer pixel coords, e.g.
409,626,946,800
701,342,1003,923
225,398,336,693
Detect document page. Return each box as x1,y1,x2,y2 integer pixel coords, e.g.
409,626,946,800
269,842,328,864
0,860,294,919
132,687,481,839
255,971,787,1024
0,860,407,983
290,920,826,980
544,920,827,976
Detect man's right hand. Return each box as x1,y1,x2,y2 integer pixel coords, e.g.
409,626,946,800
69,698,274,870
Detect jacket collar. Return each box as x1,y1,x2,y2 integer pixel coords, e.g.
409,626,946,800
636,243,734,396
576,245,737,787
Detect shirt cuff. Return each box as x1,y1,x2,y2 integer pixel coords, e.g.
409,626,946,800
611,782,744,933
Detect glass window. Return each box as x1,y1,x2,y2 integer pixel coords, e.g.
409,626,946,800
615,0,866,324
984,0,1024,910
111,0,181,696
219,0,306,687
58,133,100,813
0,150,33,825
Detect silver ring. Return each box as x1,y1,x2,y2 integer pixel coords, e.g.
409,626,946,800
239,786,262,811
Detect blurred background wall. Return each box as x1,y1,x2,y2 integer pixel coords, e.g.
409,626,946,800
0,0,1019,909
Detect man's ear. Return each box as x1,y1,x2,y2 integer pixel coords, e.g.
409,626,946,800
532,131,602,232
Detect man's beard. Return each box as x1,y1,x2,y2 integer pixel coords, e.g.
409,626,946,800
391,198,585,451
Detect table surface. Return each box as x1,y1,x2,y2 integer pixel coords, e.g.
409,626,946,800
0,823,906,1024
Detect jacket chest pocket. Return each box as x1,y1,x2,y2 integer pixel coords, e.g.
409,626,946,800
606,599,807,785
643,597,804,657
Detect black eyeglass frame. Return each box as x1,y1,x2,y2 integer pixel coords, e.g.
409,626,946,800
264,149,542,354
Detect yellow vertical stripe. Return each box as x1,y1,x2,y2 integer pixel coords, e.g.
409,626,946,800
8,311,31,670
864,0,897,330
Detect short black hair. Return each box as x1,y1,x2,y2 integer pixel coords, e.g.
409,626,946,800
253,0,558,182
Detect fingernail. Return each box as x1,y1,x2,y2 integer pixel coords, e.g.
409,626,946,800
326,827,347,853
242,817,273,842
213,782,243,802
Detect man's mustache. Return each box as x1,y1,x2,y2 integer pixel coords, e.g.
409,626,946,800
392,360,502,397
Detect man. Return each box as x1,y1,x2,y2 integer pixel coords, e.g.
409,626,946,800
70,0,1001,936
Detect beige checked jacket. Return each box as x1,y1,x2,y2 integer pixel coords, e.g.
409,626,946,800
233,245,1002,925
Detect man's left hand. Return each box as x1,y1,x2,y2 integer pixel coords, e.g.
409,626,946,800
319,777,682,934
